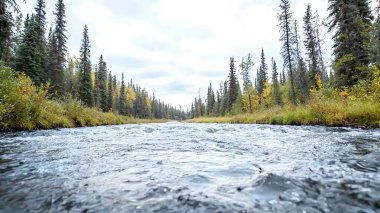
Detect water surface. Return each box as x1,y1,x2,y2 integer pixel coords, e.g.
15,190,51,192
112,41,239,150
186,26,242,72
1,122,380,212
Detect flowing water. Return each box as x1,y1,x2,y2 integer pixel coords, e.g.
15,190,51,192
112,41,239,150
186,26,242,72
1,122,380,213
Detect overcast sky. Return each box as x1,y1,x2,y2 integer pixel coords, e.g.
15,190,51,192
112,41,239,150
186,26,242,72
18,0,364,108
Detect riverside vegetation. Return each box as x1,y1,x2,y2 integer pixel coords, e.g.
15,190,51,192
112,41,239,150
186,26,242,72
188,0,380,128
0,0,183,131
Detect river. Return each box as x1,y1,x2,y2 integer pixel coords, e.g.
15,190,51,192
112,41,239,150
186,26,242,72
0,122,380,212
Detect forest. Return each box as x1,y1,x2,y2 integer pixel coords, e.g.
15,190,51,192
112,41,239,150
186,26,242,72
189,0,380,128
1,0,380,130
0,0,185,130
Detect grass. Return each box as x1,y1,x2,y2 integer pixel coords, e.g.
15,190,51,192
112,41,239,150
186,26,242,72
0,63,168,131
188,99,380,128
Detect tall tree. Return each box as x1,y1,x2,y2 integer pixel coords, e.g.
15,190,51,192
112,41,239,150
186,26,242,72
106,71,113,111
278,0,297,105
97,55,108,112
227,57,240,112
78,25,93,107
206,83,215,115
271,58,282,105
49,0,67,94
0,0,20,63
239,53,254,92
257,48,268,96
14,15,46,85
328,0,372,87
119,72,126,115
294,19,309,102
303,4,319,82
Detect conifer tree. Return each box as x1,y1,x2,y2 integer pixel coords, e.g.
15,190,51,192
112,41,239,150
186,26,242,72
119,72,126,115
227,57,240,112
271,58,282,105
257,48,268,96
294,19,309,102
303,4,319,81
106,71,113,111
206,83,215,115
14,15,46,85
48,0,67,94
278,0,297,105
0,0,20,64
328,0,372,87
97,55,108,111
78,25,93,107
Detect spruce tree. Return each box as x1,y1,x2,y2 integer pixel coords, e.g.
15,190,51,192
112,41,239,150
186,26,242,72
78,25,93,107
227,57,240,112
49,0,67,94
294,19,309,102
0,0,19,64
106,71,113,111
328,0,372,87
14,15,46,85
271,58,282,106
278,0,297,105
97,55,108,112
303,4,319,81
258,48,268,96
119,72,126,115
206,83,215,115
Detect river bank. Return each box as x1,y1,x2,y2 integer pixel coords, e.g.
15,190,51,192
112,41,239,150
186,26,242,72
188,100,380,128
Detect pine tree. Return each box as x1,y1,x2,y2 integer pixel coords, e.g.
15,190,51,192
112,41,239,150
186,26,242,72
227,57,240,112
328,0,372,87
97,55,108,112
0,0,19,64
106,71,113,111
119,72,126,115
14,15,46,85
206,83,215,115
278,0,297,105
78,25,93,107
294,19,309,102
49,0,67,94
257,48,268,96
271,58,282,105
303,4,319,82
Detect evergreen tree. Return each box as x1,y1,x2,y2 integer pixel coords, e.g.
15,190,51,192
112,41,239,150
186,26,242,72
271,58,282,105
328,0,372,87
374,1,380,68
257,48,268,96
97,55,108,111
206,83,215,115
227,57,240,112
294,19,309,102
14,15,46,85
303,4,319,82
78,25,93,107
49,0,67,94
278,0,297,105
106,71,113,111
119,72,126,115
0,0,20,64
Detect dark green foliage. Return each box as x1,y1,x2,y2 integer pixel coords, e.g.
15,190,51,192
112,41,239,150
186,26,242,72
271,58,282,105
328,0,372,87
107,71,113,111
78,25,93,107
206,83,215,115
14,14,47,85
0,0,18,64
96,55,108,112
294,19,309,102
227,57,240,111
119,73,126,115
48,0,67,95
278,0,297,105
257,48,268,96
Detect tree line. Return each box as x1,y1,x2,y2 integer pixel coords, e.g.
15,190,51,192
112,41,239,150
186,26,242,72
0,0,185,120
189,0,379,118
